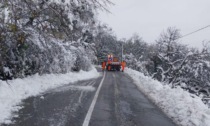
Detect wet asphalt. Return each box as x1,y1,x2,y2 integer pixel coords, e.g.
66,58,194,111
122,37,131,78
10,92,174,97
3,68,177,126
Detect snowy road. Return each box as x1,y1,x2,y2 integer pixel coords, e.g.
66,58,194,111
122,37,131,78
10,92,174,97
3,69,176,126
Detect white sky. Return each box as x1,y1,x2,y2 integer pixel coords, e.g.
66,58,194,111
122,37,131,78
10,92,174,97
98,0,210,49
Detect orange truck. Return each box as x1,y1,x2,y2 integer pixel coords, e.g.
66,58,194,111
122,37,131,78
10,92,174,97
102,54,125,72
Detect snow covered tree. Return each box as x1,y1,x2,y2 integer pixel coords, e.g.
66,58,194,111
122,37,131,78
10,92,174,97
151,27,183,83
0,0,112,80
123,34,151,63
94,24,122,63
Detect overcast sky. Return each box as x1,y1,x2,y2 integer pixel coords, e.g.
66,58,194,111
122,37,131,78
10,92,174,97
98,0,210,49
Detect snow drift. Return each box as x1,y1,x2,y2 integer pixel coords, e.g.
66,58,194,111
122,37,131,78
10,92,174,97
0,67,100,124
126,68,210,126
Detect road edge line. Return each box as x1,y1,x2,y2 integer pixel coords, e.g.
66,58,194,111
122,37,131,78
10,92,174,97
82,71,106,126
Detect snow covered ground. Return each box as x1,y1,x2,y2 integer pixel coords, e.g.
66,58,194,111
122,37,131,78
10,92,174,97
125,68,210,126
0,67,100,124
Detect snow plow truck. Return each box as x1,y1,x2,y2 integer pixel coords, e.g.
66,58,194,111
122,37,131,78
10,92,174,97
101,54,126,72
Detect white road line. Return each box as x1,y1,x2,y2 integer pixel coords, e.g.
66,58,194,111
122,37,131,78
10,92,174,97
82,71,106,126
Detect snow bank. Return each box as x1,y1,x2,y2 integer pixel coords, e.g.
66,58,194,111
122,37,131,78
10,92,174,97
0,67,100,124
125,68,210,126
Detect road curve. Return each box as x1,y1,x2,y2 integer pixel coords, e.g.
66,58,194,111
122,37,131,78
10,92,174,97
3,68,176,126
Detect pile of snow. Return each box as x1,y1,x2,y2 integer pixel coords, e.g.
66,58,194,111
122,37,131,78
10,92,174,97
125,68,210,126
0,67,100,124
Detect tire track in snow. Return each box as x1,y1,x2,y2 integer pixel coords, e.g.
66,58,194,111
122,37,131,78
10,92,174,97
78,80,96,104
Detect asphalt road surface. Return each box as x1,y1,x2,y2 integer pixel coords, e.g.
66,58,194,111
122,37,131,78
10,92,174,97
3,68,176,126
